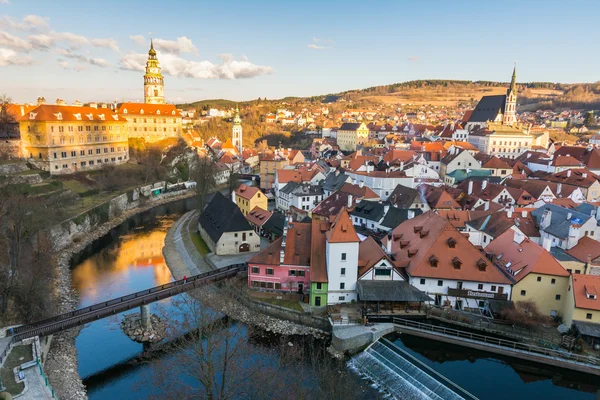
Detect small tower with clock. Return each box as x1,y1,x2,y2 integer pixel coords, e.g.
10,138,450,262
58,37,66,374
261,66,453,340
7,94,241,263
232,105,243,153
144,40,165,104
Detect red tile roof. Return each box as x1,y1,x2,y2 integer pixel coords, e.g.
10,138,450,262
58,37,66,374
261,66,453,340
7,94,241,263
246,206,272,227
572,274,600,312
326,208,360,243
21,104,127,122
117,102,181,117
383,211,511,283
339,182,380,200
235,184,261,200
310,219,330,282
566,236,600,263
358,236,397,278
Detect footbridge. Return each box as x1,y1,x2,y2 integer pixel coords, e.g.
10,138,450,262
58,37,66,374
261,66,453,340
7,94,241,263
4,263,247,345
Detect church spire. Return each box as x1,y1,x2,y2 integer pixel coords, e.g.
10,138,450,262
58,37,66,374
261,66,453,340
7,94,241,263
510,62,517,93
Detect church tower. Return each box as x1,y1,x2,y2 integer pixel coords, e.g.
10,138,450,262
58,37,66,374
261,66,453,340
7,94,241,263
503,65,517,125
144,40,165,104
232,105,243,153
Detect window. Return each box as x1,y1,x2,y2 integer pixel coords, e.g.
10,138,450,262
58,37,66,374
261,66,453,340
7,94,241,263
551,278,556,284
537,276,542,282
251,267,259,274
88,149,93,155
521,290,526,296
235,233,238,238
289,270,296,276
491,285,497,292
420,278,425,285
297,270,305,277
274,283,281,290
316,283,322,290
437,280,443,287
80,150,85,156
555,295,561,300
96,149,101,154
338,296,345,301
587,313,593,320
70,151,76,157
340,282,345,290
478,284,483,290
266,268,274,276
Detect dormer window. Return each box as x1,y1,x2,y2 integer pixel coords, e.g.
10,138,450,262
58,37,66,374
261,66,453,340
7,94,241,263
400,240,410,249
74,113,81,120
408,249,418,257
429,255,438,268
29,112,37,119
157,110,161,115
477,259,487,272
98,114,105,120
54,112,63,120
453,257,462,269
123,109,128,114
140,109,144,114
447,237,457,248
86,113,93,120
585,284,597,300
414,226,423,233
420,230,429,238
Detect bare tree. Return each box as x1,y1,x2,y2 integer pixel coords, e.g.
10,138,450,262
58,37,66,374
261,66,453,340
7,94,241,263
257,139,269,154
193,156,216,212
226,165,240,197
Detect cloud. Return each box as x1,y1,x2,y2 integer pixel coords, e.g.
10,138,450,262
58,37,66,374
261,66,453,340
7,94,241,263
119,52,273,79
0,0,9,4
153,36,198,56
56,48,110,68
130,35,146,46
90,38,119,52
407,56,420,62
0,15,49,31
307,44,330,50
0,31,32,51
0,48,33,66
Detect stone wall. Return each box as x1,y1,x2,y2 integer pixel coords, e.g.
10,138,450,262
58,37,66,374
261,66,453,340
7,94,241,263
0,161,28,175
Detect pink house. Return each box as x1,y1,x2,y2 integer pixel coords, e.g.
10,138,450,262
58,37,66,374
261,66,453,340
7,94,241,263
248,218,311,293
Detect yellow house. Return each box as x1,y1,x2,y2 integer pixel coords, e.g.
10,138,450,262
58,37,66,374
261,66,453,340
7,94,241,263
486,230,570,317
19,102,129,174
337,122,369,152
564,274,600,327
233,184,267,216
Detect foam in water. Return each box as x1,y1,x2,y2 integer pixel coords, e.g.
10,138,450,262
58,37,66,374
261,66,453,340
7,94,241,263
348,341,465,400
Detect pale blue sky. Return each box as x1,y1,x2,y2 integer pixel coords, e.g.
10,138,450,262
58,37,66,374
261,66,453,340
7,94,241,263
0,0,598,104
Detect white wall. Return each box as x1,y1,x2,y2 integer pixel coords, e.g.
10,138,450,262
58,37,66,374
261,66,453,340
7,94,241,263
326,240,359,304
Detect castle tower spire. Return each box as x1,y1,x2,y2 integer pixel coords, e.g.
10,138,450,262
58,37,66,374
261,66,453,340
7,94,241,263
232,104,243,154
144,39,164,104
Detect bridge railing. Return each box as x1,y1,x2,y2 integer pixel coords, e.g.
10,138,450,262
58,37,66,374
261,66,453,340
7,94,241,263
7,263,248,338
391,317,600,368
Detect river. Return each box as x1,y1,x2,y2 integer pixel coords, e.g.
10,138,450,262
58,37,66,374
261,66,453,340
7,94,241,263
68,207,599,399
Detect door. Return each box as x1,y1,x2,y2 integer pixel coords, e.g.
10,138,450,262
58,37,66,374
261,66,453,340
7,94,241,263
498,286,504,294
243,232,247,241
298,283,304,293
435,294,442,306
239,243,250,252
315,296,321,307
455,300,463,310
457,282,463,290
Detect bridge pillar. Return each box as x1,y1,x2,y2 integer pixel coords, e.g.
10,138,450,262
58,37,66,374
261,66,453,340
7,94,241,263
140,305,152,330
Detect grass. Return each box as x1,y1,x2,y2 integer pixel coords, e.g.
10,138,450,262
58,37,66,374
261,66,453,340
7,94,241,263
190,231,210,256
62,179,92,194
0,344,33,395
256,298,304,312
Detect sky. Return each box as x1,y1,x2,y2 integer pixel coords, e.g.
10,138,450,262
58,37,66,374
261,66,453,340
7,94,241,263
0,0,599,104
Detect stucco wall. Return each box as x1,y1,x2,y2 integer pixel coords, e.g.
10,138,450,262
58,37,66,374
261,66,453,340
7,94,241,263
214,230,260,255
513,273,569,316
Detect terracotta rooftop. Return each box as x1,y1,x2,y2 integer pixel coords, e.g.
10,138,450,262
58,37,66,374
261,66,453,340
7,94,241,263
326,208,360,243
486,230,569,283
382,211,511,284
235,184,261,200
117,102,180,116
435,210,494,230
245,206,272,227
566,236,600,263
358,236,397,278
22,104,127,122
572,274,600,312
418,184,460,209
339,182,380,200
310,219,330,283
248,221,312,266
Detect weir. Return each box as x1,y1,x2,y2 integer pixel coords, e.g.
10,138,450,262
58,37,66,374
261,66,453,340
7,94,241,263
350,338,477,400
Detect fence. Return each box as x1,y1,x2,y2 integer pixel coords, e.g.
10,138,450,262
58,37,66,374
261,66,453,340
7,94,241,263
392,318,600,368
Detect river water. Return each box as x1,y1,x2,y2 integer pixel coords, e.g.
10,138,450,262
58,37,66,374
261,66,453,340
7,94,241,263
69,207,599,399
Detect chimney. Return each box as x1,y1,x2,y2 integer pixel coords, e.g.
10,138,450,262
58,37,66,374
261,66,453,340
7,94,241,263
89,102,98,109
484,201,490,211
280,217,290,264
386,232,393,254
566,212,572,220
521,210,527,218
37,96,46,105
468,180,473,195
19,105,24,116
540,210,552,230
514,230,525,245
347,194,353,208
582,172,588,178
542,237,552,252
408,209,415,219
507,209,512,218
567,170,572,177
557,183,562,195
359,180,364,188
335,169,340,176
384,204,390,215
482,180,488,190
231,190,236,203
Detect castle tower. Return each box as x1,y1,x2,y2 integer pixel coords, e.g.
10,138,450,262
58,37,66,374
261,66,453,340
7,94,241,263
503,65,517,125
232,105,243,153
144,40,165,104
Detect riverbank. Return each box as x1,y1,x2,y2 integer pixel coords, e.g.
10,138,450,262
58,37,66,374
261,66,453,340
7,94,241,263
44,190,196,400
162,211,329,338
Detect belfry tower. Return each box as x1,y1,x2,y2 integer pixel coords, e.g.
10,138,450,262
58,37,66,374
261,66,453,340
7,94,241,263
232,105,243,153
144,40,165,104
503,65,517,125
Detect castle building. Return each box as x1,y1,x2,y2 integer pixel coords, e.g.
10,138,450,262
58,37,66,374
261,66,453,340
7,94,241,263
232,105,243,154
19,101,129,174
144,40,164,105
465,66,518,131
116,41,182,143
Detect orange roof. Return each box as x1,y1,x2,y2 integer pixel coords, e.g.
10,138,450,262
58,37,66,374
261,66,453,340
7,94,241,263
572,274,600,312
443,141,478,151
235,184,261,200
246,206,272,227
276,166,320,184
248,221,312,266
382,150,415,164
326,208,360,243
486,230,569,282
339,182,380,200
219,153,237,164
117,102,181,117
222,137,237,150
4,104,34,119
435,210,493,229
358,236,396,278
383,211,511,284
20,104,127,122
566,236,600,263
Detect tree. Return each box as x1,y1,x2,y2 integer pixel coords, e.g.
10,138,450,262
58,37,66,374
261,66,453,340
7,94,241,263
226,165,240,197
584,111,595,128
499,300,550,328
257,139,269,154
193,156,216,212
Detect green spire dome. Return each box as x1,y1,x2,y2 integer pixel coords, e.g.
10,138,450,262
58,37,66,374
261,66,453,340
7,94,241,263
148,39,157,58
233,105,241,125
